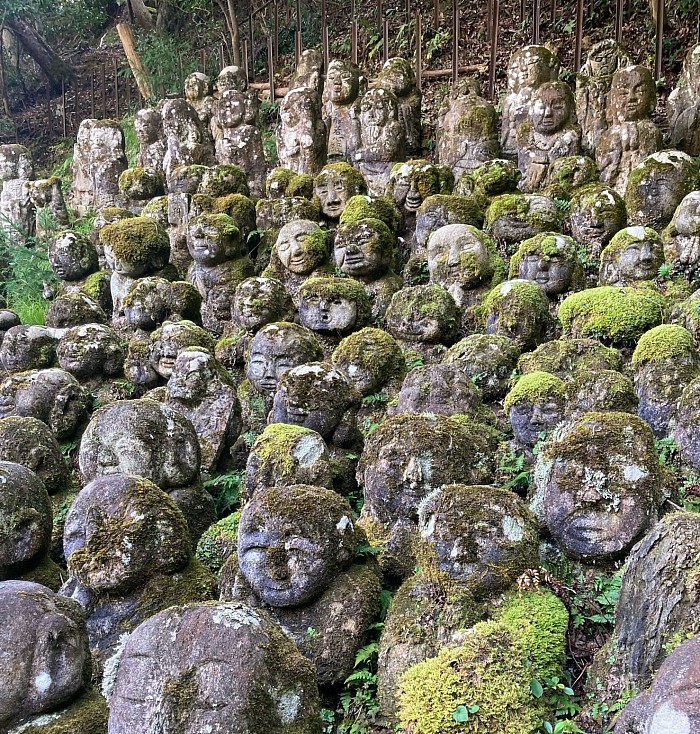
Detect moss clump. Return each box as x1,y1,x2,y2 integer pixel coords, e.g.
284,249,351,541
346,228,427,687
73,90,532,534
388,160,455,200
397,590,568,734
601,225,663,262
99,216,169,268
508,232,580,279
485,194,562,232
517,338,623,377
504,371,565,412
543,155,599,200
266,167,297,196
558,286,665,345
332,327,406,387
141,195,169,217
386,284,460,342
339,195,401,231
214,193,256,233
481,279,550,330
457,159,522,198
200,164,250,197
118,166,165,198
417,194,484,228
287,173,314,199
97,206,134,222
564,368,639,413
299,276,372,325
335,218,396,258
195,510,241,577
314,162,368,197
13,687,109,733
192,212,240,241
631,324,697,368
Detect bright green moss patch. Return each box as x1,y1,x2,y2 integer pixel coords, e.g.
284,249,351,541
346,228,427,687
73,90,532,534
504,371,565,412
631,324,697,368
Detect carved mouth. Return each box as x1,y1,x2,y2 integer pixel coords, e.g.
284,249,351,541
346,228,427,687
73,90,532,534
258,378,277,391
405,194,422,211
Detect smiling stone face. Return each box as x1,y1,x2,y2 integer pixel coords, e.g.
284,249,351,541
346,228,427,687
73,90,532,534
427,224,494,293
275,220,327,275
609,66,656,123
237,484,355,607
108,600,320,734
534,411,660,560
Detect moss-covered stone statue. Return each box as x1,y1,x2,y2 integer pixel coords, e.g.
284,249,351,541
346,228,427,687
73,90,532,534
106,600,321,733
277,87,327,176
564,368,638,419
121,276,201,338
0,325,60,372
220,484,381,688
485,192,562,251
0,580,108,734
668,43,700,156
322,59,363,162
78,398,216,543
160,98,215,183
134,107,165,172
598,225,665,286
0,144,36,240
663,190,700,286
377,57,421,156
313,161,368,223
596,65,662,196
60,474,216,670
509,231,583,298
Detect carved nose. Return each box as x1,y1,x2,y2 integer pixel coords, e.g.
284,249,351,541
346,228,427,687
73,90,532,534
266,545,290,580
402,455,423,484
580,485,602,504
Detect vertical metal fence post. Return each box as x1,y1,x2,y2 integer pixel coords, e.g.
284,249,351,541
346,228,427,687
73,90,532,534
61,80,67,137
113,57,119,118
452,0,459,84
268,36,275,101
295,0,302,64
434,0,440,27
532,0,540,43
321,0,328,70
101,63,106,118
488,0,499,101
274,2,279,62
615,0,624,43
654,0,664,80
242,39,250,81
383,19,389,63
416,12,422,90
90,73,95,117
352,21,358,64
574,0,584,71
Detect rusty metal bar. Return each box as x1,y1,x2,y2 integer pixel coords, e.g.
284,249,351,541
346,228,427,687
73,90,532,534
352,21,358,64
416,11,422,90
488,0,499,100
405,0,410,17
520,0,526,24
550,0,555,20
61,81,66,137
377,0,383,33
615,0,623,42
487,0,492,37
274,2,279,61
90,73,95,117
532,0,540,43
655,0,664,80
295,0,301,64
101,63,106,118
452,0,459,84
295,30,302,65
322,0,329,71
434,0,439,27
46,87,51,136
113,57,119,118
383,19,389,62
249,8,254,76
267,36,275,102
574,0,585,70
220,44,225,68
126,72,131,112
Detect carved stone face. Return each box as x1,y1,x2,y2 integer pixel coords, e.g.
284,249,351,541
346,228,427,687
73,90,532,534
218,90,246,128
395,364,481,416
108,601,319,733
237,484,355,607
246,323,322,395
600,226,664,286
0,462,52,570
389,163,433,212
610,66,655,123
675,190,700,234
48,232,97,281
515,234,578,296
509,398,563,447
63,474,190,594
79,399,200,488
418,484,538,593
271,363,355,440
216,65,248,94
298,291,358,333
166,349,215,404
103,243,150,278
484,280,550,350
325,61,360,104
488,195,560,245
184,72,210,102
570,185,626,252
360,88,393,127
315,171,351,219
0,326,57,373
149,321,215,379
233,277,291,331
279,88,318,128
275,220,325,274
57,324,124,378
507,46,558,93
536,412,659,560
530,83,573,134
386,285,458,344
134,109,161,144
0,145,33,181
0,581,88,730
187,219,236,265
427,224,492,291
586,41,622,77
334,221,391,279
123,277,171,331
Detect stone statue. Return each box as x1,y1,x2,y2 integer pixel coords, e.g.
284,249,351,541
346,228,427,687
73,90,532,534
482,279,551,350
436,78,500,179
292,49,324,94
509,231,582,297
0,325,59,373
517,81,581,193
322,59,363,162
184,71,215,130
160,98,215,182
313,162,368,222
501,45,560,158
0,144,34,241
355,87,405,196
134,107,166,171
106,600,320,733
377,57,421,156
598,225,664,286
57,323,125,396
121,276,201,338
575,39,631,154
569,182,627,265
485,193,562,248
668,43,700,156
663,190,700,286
221,484,381,688
277,87,327,176
28,176,69,238
596,65,662,195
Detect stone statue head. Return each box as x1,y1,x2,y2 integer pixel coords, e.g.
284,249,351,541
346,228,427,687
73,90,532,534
510,232,581,296
387,160,454,213
184,72,211,102
187,212,240,265
609,65,656,123
232,276,293,331
506,45,560,93
334,218,395,279
298,277,371,334
314,162,368,219
599,225,664,286
393,363,482,417
274,219,328,274
166,347,222,404
427,224,495,292
529,81,575,135
360,87,399,129
0,325,57,372
216,65,248,94
483,279,551,350
134,108,162,144
57,323,125,379
386,284,459,344
504,370,565,448
148,320,216,379
582,39,630,78
238,484,355,607
324,60,361,104
569,183,627,256
0,144,33,181
48,231,98,281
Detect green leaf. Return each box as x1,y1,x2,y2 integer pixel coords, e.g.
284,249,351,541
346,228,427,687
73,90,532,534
544,722,553,734
530,678,544,698
452,705,470,722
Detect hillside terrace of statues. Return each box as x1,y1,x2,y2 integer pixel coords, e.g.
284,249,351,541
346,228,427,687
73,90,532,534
1,40,700,733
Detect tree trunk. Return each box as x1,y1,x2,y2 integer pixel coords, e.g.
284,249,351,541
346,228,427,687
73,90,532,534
4,17,73,90
128,0,155,30
116,23,154,100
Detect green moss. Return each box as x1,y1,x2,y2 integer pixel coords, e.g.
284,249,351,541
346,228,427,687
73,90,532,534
192,193,216,213
14,688,109,733
397,590,568,734
508,232,580,279
81,270,110,301
485,193,562,232
99,216,169,268
195,511,241,577
118,166,164,197
632,324,697,368
542,155,599,200
517,338,623,377
287,174,313,199
558,286,666,345
481,280,550,330
247,423,326,482
193,212,240,240
601,226,663,261
460,160,522,198
564,369,638,413
504,371,565,412
332,327,406,384
214,193,256,233
335,217,396,258
339,195,400,231
141,196,169,217
266,167,296,196
313,162,368,197
418,194,484,228
389,159,455,199
200,164,250,197
98,206,134,222
299,276,372,324
19,554,64,591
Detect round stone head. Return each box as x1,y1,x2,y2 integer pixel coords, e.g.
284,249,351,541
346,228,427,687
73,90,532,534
148,320,216,379
331,327,406,396
569,183,627,255
79,398,200,488
216,89,246,129
238,484,356,607
386,284,459,344
673,190,700,235
314,163,368,219
0,580,89,730
377,57,416,97
100,216,170,278
387,160,454,213
534,411,661,560
64,474,190,595
506,45,560,93
334,218,395,279
108,601,320,733
187,213,240,264
57,323,125,379
274,219,329,274
504,371,565,447
418,483,539,594
233,277,293,331
324,59,361,104
166,347,227,404
216,65,248,93
271,362,360,442
529,81,575,134
0,326,57,373
298,277,371,334
394,363,482,417
184,72,211,102
427,224,495,292
582,39,630,78
609,65,656,123
279,87,321,128
134,108,162,144
123,277,176,331
510,232,581,296
483,279,551,350
48,231,98,281
0,462,52,572
360,87,399,129
246,322,323,395
599,226,664,285
486,194,562,245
